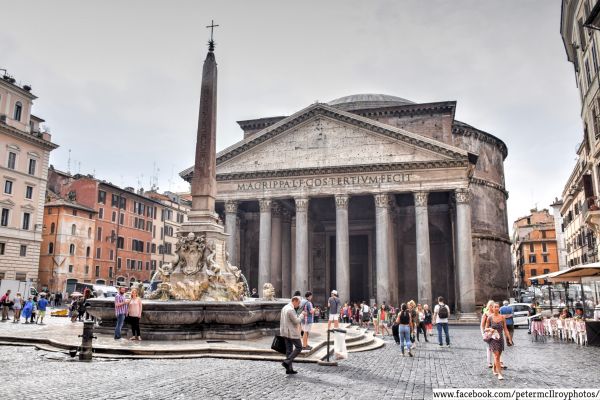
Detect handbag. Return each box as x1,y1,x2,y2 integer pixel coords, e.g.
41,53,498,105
271,335,287,354
482,329,499,343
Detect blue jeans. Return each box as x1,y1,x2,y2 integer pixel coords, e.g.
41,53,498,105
114,313,126,339
399,324,411,352
437,322,450,345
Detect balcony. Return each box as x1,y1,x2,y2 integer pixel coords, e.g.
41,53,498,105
583,196,600,234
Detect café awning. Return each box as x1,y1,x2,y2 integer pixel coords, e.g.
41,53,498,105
547,263,600,283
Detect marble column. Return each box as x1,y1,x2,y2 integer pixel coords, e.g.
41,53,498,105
281,210,292,298
454,188,476,314
270,202,283,296
374,193,392,304
335,194,350,302
224,200,238,266
258,199,272,293
414,191,432,307
388,204,399,306
294,197,309,293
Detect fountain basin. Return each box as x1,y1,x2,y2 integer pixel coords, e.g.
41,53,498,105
87,298,288,340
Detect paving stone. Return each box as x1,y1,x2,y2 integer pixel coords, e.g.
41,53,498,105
1,325,598,399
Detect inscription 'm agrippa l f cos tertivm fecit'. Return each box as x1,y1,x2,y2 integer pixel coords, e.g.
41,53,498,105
235,173,414,191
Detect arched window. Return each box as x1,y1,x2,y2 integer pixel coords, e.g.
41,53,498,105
87,227,92,238
71,224,76,235
86,246,91,257
48,242,54,254
69,244,75,255
50,222,55,234
14,102,22,121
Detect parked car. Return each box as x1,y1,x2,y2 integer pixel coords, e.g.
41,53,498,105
508,303,534,327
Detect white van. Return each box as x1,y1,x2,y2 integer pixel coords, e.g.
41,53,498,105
93,284,118,298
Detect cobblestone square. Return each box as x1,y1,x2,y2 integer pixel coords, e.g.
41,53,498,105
2,325,598,399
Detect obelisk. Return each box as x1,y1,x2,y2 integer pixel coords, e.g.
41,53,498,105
187,22,222,232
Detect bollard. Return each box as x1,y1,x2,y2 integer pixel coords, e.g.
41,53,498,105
78,321,97,361
317,329,338,366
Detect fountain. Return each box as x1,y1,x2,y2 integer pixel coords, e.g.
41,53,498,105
87,25,287,340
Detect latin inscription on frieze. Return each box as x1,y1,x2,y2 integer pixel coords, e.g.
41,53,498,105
236,173,413,192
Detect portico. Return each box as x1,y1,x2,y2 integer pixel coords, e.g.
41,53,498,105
181,94,512,314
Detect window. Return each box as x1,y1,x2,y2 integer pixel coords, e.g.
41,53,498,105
145,261,149,270
541,230,546,239
531,268,537,277
96,247,101,258
98,208,104,219
69,244,75,255
86,246,90,257
543,255,548,263
98,190,106,204
165,243,172,254
28,159,36,175
542,243,547,253
19,245,27,257
117,236,124,249
48,242,54,254
111,211,116,222
68,265,73,273
97,227,102,241
72,209,77,216
47,207,53,215
119,213,124,225
50,222,55,234
4,180,13,194
529,254,537,263
0,242,5,255
70,224,76,235
529,243,534,252
526,217,531,225
1,209,9,226
95,266,100,277
111,194,119,207
14,101,22,121
585,59,592,85
25,186,33,199
85,265,89,275
543,268,550,275
132,239,144,252
87,227,92,238
137,260,142,270
22,212,30,230
109,267,113,278
109,249,114,261
7,152,16,169
151,243,156,253
117,257,122,270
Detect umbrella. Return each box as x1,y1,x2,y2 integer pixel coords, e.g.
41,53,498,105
70,291,83,297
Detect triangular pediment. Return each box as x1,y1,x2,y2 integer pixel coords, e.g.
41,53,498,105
0,198,16,208
210,103,469,176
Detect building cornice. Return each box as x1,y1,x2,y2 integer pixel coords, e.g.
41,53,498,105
470,177,509,198
0,123,58,151
452,122,508,160
472,232,512,245
350,101,456,119
215,160,469,182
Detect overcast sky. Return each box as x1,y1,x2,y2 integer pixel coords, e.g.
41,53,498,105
0,0,581,225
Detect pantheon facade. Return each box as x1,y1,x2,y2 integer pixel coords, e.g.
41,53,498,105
182,94,511,315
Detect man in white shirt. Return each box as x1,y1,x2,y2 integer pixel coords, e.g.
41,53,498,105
433,296,450,347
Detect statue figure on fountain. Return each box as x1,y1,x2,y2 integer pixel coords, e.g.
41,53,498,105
149,232,247,301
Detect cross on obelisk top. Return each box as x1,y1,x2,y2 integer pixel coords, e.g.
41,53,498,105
206,19,219,52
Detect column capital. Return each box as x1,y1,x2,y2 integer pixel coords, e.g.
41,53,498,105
334,194,349,209
271,201,283,217
414,191,429,207
258,199,272,212
454,188,471,204
224,200,238,214
374,193,392,209
295,197,309,212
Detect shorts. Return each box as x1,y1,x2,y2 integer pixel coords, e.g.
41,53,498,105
378,319,387,326
37,310,46,318
301,323,312,333
362,314,370,322
328,313,339,321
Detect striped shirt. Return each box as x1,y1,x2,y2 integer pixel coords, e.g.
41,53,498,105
114,294,128,316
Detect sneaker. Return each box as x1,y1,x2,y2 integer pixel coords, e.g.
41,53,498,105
286,369,298,375
498,374,504,380
281,362,289,371
446,344,450,347
438,343,443,346
488,364,493,368
408,350,413,357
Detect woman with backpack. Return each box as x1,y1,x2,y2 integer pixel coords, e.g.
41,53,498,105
396,303,413,357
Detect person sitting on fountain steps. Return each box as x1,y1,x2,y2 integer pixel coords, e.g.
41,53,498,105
280,295,306,374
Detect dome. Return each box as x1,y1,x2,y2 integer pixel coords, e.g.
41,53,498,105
327,93,414,111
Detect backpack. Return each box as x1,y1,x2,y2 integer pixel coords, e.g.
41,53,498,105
438,304,449,319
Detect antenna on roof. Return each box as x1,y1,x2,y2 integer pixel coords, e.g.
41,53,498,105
67,149,71,174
